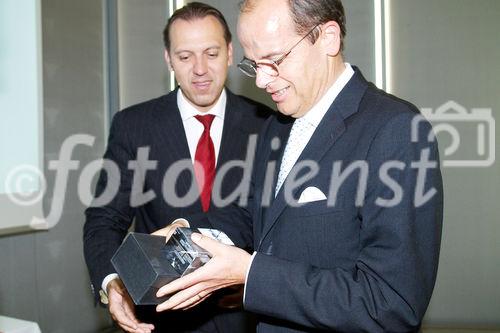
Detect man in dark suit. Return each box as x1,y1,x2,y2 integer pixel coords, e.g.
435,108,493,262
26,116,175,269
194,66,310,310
154,0,444,332
83,3,270,333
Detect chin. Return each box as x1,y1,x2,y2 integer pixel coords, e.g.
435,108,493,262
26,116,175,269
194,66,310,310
277,104,298,117
196,98,217,108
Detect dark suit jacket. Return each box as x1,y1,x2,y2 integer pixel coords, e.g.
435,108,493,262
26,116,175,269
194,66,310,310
198,69,443,332
83,88,270,333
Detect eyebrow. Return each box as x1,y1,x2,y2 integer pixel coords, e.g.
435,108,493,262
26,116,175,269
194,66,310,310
205,46,221,52
245,51,284,63
260,51,283,59
174,46,221,55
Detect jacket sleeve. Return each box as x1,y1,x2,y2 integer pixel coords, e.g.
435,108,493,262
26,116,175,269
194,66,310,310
83,111,136,302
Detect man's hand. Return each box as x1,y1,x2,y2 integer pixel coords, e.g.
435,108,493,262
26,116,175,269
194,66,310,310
151,218,190,239
155,232,252,312
107,278,155,333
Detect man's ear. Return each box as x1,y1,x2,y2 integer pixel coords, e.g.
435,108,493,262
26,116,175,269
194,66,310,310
227,42,234,66
164,50,173,70
321,21,342,57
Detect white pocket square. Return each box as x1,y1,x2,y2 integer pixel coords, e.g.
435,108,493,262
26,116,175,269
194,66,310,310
298,186,327,204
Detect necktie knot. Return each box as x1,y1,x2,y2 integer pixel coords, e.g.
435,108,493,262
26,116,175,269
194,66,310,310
195,114,215,131
292,117,311,130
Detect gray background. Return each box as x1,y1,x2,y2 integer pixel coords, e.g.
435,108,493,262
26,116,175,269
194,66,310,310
0,0,498,332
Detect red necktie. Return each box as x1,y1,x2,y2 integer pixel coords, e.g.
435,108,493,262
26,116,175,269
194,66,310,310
194,114,216,212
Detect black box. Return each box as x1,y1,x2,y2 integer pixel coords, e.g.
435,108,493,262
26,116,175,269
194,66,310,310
111,228,210,305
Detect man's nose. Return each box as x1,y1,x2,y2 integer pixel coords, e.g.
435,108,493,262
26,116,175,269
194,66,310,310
193,56,208,76
255,68,275,89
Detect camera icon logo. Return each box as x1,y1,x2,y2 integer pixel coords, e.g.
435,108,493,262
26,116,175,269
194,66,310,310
412,101,496,167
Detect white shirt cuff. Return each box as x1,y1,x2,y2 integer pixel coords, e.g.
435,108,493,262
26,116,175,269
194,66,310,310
171,218,190,227
243,251,258,306
101,273,119,295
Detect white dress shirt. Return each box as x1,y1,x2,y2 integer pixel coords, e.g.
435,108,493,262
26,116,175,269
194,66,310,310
177,88,227,165
101,89,227,296
243,63,355,304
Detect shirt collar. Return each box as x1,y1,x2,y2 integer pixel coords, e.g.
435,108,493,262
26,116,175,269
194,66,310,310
302,63,355,128
177,88,227,121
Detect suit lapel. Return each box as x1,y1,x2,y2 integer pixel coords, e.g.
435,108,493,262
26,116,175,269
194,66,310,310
152,89,198,202
258,69,369,249
216,91,243,169
256,116,293,240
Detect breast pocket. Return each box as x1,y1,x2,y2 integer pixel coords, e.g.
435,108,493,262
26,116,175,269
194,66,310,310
283,199,344,217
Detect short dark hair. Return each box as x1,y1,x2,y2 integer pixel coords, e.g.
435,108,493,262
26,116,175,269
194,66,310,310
163,2,232,52
241,0,346,50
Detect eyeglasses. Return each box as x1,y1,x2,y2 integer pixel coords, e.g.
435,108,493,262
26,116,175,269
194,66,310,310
237,24,320,78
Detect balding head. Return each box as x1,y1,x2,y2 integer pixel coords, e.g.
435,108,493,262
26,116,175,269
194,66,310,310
236,0,345,118
240,0,346,50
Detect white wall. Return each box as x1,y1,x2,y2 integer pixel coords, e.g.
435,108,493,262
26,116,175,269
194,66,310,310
388,0,500,327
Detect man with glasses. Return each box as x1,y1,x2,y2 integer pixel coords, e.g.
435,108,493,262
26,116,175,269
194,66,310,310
155,0,443,332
